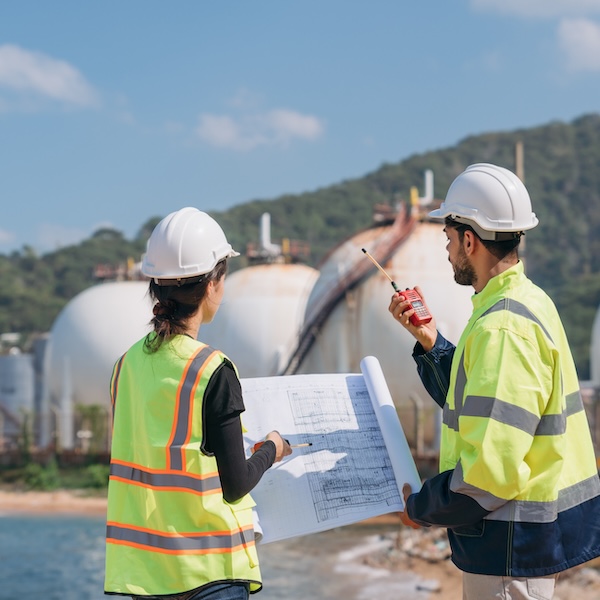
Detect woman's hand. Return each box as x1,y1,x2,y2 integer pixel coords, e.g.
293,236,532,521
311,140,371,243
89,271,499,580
265,431,293,462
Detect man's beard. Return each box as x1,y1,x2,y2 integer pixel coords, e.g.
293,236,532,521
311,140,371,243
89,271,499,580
452,247,477,287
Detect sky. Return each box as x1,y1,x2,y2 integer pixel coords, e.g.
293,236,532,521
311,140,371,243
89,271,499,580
1,1,600,254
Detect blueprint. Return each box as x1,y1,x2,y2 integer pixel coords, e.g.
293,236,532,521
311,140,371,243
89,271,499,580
240,356,421,544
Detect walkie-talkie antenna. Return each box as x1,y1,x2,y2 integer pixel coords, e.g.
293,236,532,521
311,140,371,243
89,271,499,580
360,247,432,326
361,248,400,292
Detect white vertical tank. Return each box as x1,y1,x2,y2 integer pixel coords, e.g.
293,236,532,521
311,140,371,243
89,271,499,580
200,263,319,377
0,350,35,443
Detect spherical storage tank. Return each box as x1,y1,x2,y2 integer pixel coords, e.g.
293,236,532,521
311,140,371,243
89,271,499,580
199,263,319,377
43,281,153,449
298,221,472,370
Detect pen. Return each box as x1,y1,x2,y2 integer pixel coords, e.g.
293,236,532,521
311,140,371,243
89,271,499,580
252,441,313,452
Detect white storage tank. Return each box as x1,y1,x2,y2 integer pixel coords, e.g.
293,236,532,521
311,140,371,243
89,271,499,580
296,220,471,386
200,263,319,377
0,350,35,445
42,281,153,449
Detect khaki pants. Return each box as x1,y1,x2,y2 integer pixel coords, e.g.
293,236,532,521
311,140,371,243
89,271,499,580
462,572,557,600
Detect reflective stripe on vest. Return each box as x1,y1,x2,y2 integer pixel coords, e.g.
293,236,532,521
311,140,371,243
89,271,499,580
168,345,218,471
449,462,600,522
109,460,222,495
106,521,255,554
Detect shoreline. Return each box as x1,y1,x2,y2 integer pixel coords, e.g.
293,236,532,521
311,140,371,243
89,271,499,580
0,489,108,516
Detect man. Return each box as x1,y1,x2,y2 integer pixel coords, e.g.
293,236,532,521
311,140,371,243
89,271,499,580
389,163,600,600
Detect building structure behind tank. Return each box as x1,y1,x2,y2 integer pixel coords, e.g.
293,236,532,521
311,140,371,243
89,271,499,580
42,281,153,450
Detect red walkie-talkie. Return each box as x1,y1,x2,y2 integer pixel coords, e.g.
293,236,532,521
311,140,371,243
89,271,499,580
361,248,432,326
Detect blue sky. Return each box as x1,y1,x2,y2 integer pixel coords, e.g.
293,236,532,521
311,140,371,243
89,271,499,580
1,1,600,254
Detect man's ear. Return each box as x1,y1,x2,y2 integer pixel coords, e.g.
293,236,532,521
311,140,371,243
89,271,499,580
463,229,477,256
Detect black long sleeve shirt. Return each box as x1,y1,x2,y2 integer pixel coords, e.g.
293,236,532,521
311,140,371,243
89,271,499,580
201,360,276,503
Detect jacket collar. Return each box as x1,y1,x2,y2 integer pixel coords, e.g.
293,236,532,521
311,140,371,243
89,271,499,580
471,261,524,312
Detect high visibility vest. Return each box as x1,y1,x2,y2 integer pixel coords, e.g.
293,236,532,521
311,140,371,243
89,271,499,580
104,335,261,596
442,261,600,522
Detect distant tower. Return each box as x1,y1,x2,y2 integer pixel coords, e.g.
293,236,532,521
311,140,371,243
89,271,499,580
410,169,435,219
420,169,434,205
515,141,527,268
515,140,525,182
260,212,281,257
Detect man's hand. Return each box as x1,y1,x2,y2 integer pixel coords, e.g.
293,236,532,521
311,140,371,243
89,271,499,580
388,286,437,352
399,484,421,529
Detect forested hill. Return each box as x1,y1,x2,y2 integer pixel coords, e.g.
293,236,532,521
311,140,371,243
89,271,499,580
3,113,600,378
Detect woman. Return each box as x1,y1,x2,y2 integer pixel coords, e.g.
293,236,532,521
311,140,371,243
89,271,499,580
104,207,291,599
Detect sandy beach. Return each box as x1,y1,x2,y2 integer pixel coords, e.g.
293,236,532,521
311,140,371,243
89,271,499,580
0,488,107,516
1,489,599,600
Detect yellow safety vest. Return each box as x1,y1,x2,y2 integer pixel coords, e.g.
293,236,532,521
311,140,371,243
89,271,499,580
104,335,261,596
442,262,599,520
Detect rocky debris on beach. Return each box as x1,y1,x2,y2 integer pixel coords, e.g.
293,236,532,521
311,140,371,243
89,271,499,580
363,528,600,600
362,528,451,569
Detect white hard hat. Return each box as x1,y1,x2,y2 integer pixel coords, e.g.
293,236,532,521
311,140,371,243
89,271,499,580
141,207,240,284
429,163,539,240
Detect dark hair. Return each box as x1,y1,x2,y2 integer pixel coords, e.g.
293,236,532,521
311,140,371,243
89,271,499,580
444,217,520,261
144,259,228,353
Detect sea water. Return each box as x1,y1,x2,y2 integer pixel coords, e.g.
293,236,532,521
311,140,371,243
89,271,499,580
0,515,106,600
0,515,432,600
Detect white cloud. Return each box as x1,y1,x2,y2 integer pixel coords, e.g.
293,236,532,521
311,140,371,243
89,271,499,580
471,0,600,18
197,114,245,149
268,109,324,141
36,223,90,252
0,44,99,108
558,18,600,70
0,228,16,247
196,108,325,151
227,87,263,110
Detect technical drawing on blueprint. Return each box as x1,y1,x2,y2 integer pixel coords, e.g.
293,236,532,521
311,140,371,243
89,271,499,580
240,356,421,544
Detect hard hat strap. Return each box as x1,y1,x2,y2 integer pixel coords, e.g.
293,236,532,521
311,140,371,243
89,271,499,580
153,274,207,287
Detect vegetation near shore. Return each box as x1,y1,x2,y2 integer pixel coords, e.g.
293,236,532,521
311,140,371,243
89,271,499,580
0,456,109,493
3,113,600,378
